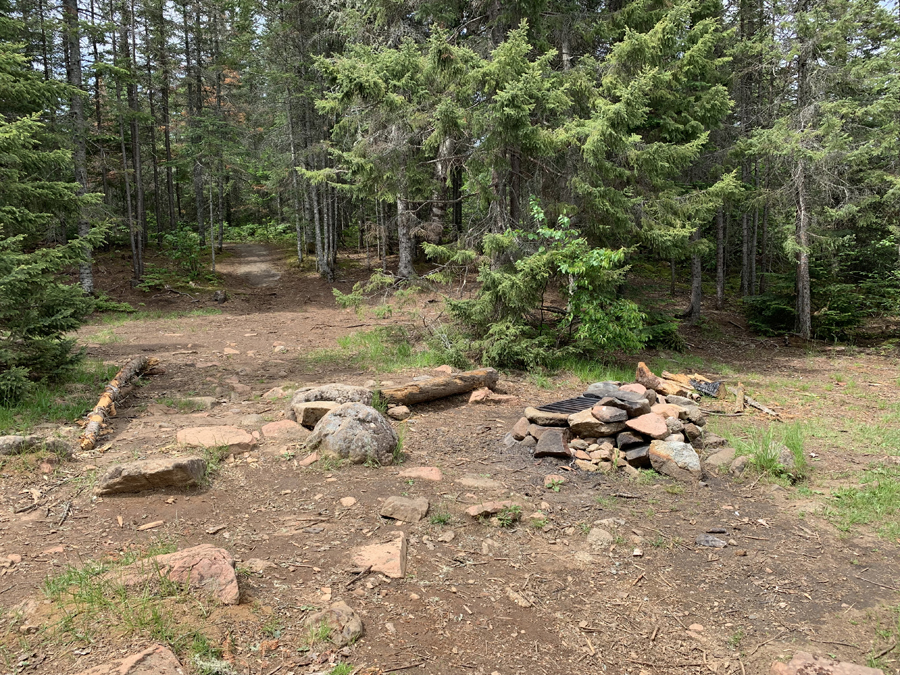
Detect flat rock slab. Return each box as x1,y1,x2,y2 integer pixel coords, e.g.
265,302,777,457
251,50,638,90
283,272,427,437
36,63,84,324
288,384,373,423
292,401,340,427
380,496,429,523
591,405,628,424
599,396,651,418
177,426,255,453
568,409,625,438
705,447,736,468
74,645,183,675
353,532,407,578
95,456,206,495
399,467,443,481
111,544,239,605
625,413,668,440
534,428,573,458
261,420,310,442
304,601,364,647
770,652,883,675
524,406,570,427
465,500,516,518
456,474,502,490
0,434,69,456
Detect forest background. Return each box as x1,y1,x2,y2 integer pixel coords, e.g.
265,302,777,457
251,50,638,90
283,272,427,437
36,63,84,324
3,0,900,402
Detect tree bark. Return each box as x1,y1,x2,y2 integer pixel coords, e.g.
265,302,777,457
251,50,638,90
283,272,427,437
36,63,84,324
396,195,415,278
715,206,725,310
63,0,93,293
794,160,812,340
688,227,702,324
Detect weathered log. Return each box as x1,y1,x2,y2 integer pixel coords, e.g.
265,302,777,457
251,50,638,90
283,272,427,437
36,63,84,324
745,395,779,418
78,356,160,451
635,362,691,397
380,368,499,406
733,384,745,413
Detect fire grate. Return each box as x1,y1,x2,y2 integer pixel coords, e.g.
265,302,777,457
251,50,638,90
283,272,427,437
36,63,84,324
535,394,600,415
690,379,722,397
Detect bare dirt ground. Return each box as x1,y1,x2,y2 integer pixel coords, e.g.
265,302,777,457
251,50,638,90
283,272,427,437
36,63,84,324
2,243,899,675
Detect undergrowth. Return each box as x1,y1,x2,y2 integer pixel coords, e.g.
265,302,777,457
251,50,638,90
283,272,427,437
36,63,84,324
824,464,900,540
728,422,809,482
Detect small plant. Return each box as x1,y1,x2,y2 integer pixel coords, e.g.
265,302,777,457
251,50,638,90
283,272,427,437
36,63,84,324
728,629,745,648
191,655,237,675
731,422,809,482
328,664,355,675
393,421,407,465
429,511,451,525
529,516,548,528
305,620,333,646
496,504,522,528
261,615,284,639
371,390,388,414
664,484,684,495
649,535,667,548
546,478,564,492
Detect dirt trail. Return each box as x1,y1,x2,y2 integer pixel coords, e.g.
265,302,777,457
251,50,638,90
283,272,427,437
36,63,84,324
223,242,282,287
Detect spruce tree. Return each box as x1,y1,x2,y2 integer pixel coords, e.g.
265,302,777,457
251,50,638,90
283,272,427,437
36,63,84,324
0,7,103,403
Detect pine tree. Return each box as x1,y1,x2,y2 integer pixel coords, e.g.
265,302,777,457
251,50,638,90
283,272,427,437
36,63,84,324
0,7,103,403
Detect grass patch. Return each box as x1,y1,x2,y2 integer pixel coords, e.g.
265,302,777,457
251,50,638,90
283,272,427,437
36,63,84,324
90,307,223,326
0,359,118,435
429,510,451,525
35,547,219,664
550,356,633,385
728,422,809,482
824,465,900,539
299,326,451,374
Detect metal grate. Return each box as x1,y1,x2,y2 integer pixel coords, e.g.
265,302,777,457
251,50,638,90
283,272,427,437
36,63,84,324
691,379,722,397
535,394,600,415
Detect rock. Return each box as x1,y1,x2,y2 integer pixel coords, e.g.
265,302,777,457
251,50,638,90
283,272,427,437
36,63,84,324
507,588,532,608
457,474,502,489
683,423,702,442
303,601,364,647
585,382,645,402
95,456,206,495
469,387,516,404
465,501,516,518
684,406,707,426
524,406,570,427
111,544,239,604
730,455,750,476
262,386,292,400
437,530,456,543
534,428,573,458
273,345,288,353
651,403,686,420
511,417,530,441
590,445,613,461
399,466,443,482
544,474,566,488
586,527,614,548
0,434,70,457
591,405,628,424
575,459,600,473
340,497,357,507
777,444,797,471
706,447,736,469
240,414,266,427
695,533,727,548
624,444,651,468
770,652,884,675
183,396,216,410
298,451,319,467
380,496,429,523
568,409,626,438
664,433,686,443
665,417,685,434
434,365,454,375
527,424,553,440
177,425,255,453
291,401,340,427
619,383,647,396
599,396,651,418
244,558,277,573
616,431,645,449
520,436,536,449
649,440,702,480
573,449,591,461
352,532,407,578
666,395,696,407
644,389,658,405
688,623,704,632
699,433,728,450
387,405,411,420
635,362,663,391
570,438,589,451
261,420,310,442
230,382,251,396
73,645,183,675
305,403,398,465
288,384,373,414
625,413,669,440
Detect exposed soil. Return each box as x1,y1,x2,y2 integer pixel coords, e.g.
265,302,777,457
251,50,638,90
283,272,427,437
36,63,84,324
1,244,899,675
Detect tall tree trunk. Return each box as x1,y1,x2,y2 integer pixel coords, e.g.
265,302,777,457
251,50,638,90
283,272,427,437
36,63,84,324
688,227,702,324
794,161,812,340
509,150,521,229
286,86,304,262
715,206,725,310
63,0,93,293
124,0,144,276
157,0,176,232
396,195,415,278
89,0,108,204
146,54,162,247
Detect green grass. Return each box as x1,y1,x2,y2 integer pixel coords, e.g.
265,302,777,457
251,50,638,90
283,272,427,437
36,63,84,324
90,307,223,326
0,359,119,434
328,664,354,675
727,422,809,481
298,326,445,373
429,510,451,525
824,465,900,539
551,356,633,385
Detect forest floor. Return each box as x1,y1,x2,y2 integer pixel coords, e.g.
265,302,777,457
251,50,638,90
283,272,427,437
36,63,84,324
2,242,900,675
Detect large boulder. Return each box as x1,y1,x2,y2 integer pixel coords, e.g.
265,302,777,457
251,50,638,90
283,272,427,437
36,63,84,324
287,384,373,419
95,456,207,495
649,440,702,480
305,402,398,465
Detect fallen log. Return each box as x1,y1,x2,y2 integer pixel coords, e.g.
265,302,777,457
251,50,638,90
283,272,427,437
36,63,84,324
380,368,499,406
745,394,780,418
78,356,160,451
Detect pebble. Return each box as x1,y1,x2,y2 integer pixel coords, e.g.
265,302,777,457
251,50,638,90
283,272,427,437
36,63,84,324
688,623,704,632
695,533,727,548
